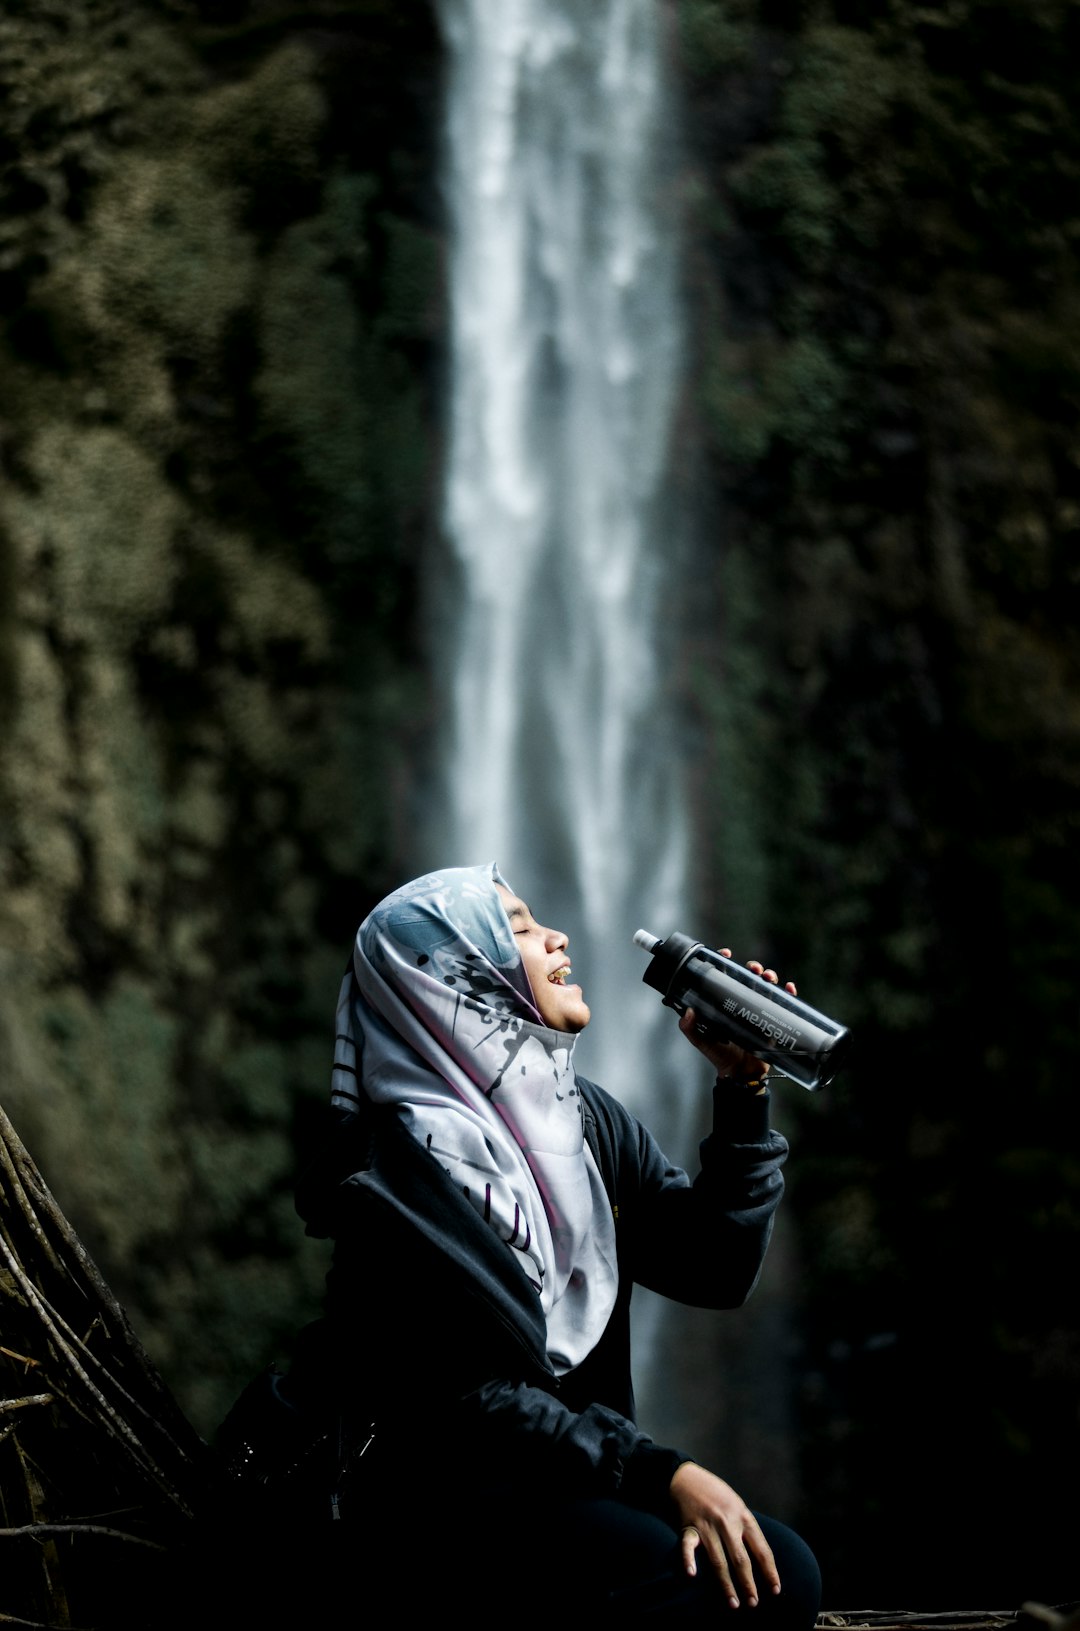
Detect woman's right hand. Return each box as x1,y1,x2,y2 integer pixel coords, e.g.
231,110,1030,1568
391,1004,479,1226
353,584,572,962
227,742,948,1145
669,1460,781,1607
677,950,797,1086
679,1007,770,1085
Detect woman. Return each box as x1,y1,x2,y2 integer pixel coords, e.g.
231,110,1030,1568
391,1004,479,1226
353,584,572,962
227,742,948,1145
293,862,821,1622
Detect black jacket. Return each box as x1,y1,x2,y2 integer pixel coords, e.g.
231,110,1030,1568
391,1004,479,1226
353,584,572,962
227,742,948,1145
297,1075,787,1516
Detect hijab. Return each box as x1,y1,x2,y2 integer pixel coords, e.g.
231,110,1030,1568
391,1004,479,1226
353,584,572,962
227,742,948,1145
331,862,618,1375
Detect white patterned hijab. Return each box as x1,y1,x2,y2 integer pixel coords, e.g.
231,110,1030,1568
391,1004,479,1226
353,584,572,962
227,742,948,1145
331,862,618,1374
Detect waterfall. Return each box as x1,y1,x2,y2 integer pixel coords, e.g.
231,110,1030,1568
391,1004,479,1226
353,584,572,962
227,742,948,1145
429,0,703,1159
424,1,801,1506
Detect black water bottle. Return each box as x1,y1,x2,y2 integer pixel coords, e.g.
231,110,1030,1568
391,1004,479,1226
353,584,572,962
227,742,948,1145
633,929,850,1091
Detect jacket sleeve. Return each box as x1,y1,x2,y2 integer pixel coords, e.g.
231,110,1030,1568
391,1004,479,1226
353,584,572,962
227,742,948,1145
588,1077,789,1308
454,1377,686,1512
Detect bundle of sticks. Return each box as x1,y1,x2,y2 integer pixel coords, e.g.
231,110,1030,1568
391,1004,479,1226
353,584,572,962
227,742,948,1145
0,1100,215,1629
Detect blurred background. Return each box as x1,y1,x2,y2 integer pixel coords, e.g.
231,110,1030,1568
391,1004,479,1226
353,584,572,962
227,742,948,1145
1,0,1077,1611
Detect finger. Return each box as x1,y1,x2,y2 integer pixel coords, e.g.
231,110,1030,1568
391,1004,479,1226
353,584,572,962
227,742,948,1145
762,967,778,984
720,1529,760,1607
699,1527,740,1609
745,1517,781,1597
681,1004,714,1043
785,980,797,996
719,947,732,959
680,1524,701,1578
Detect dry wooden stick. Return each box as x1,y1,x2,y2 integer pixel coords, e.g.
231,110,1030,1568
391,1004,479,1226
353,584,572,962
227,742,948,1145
0,1227,189,1511
14,1438,71,1630
0,1106,209,1491
0,1523,167,1550
0,1117,69,1283
820,1612,1018,1619
0,1612,90,1629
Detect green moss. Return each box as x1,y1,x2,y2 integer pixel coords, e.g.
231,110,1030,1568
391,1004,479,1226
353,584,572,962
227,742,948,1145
11,424,182,638
216,1039,292,1123
204,527,330,663
731,140,839,265
253,174,376,551
23,981,185,1265
187,1124,293,1229
678,0,756,74
376,212,444,340
86,155,255,361
194,40,325,206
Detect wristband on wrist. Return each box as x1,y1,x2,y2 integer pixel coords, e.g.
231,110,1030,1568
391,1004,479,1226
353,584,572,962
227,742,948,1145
715,1073,768,1094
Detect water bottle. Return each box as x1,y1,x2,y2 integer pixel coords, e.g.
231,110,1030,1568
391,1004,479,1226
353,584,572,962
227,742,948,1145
633,929,850,1091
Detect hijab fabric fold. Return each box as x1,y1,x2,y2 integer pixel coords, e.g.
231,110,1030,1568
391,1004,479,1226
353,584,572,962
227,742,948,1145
331,862,618,1375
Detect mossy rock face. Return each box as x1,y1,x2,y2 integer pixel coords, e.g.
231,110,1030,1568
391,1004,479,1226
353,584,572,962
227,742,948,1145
0,1,442,1438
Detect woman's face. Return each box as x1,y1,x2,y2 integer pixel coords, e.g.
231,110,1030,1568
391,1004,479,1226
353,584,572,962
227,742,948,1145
495,884,591,1033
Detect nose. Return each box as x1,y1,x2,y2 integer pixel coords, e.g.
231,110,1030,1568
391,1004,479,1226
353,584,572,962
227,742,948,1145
544,925,568,952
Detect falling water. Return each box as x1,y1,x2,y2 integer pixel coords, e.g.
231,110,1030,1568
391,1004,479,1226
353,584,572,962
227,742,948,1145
430,0,703,1159
425,0,800,1501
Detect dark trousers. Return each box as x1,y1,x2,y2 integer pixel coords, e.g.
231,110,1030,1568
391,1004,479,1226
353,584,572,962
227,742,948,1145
442,1500,821,1625
194,1491,820,1626
320,1498,820,1625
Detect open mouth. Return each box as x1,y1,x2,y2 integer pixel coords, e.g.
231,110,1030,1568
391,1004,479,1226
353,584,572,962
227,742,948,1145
548,964,571,986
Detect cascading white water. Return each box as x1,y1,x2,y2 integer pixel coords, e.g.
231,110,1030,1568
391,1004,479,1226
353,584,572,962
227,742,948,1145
429,0,705,1162
424,3,801,1497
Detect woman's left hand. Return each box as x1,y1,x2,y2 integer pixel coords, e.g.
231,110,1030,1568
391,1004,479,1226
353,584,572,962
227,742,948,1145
670,1461,781,1606
677,953,796,1086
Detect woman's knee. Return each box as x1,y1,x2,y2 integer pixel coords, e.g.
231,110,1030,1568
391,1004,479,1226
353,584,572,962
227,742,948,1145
752,1513,822,1630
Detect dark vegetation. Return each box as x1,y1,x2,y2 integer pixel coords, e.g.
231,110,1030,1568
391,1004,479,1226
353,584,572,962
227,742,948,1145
675,0,1080,1607
0,0,1076,1616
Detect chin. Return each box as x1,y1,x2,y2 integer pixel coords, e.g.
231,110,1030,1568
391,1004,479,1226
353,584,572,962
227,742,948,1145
562,1001,591,1033
537,999,591,1033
